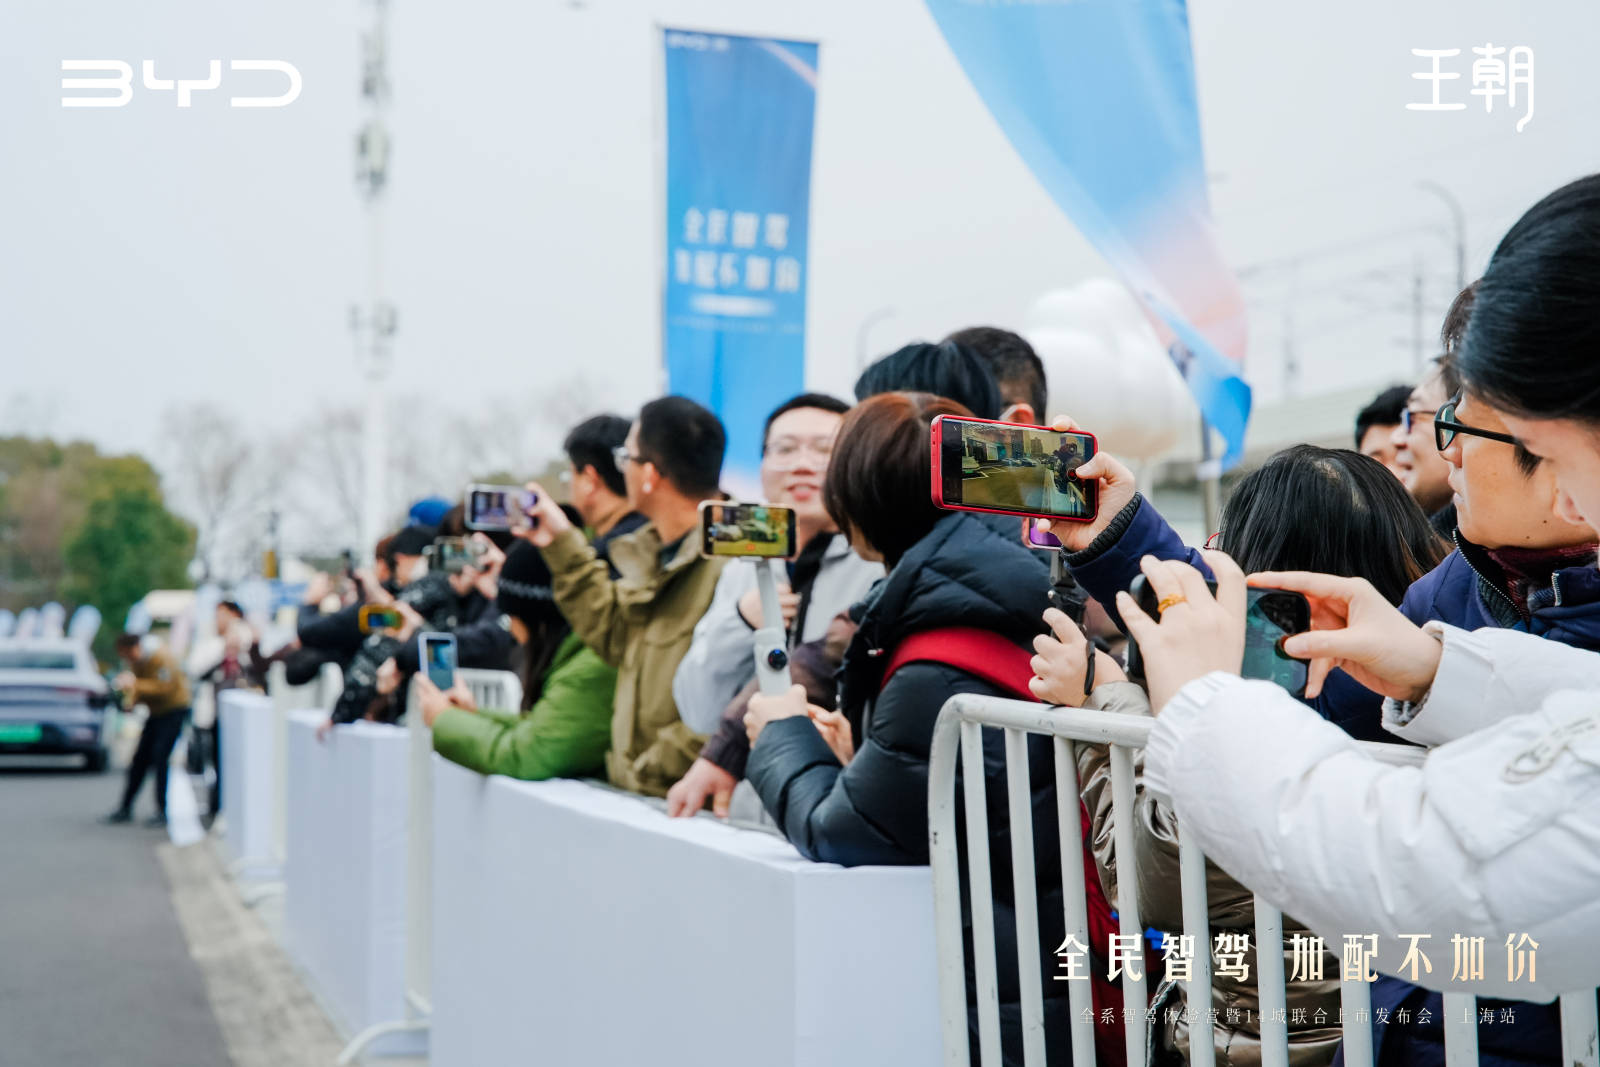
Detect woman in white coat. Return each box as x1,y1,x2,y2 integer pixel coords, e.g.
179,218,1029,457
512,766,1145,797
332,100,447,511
1115,175,1600,1001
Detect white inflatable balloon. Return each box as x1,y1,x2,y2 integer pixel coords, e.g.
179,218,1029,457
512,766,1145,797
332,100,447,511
15,607,40,639
38,602,66,639
68,605,102,647
0,609,13,639
1023,279,1194,462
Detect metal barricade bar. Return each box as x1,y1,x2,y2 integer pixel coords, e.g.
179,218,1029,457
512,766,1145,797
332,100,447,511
928,692,1597,1067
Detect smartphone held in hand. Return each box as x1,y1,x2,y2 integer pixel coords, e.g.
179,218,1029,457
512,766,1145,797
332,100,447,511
419,632,458,692
698,501,798,560
465,484,536,532
357,604,403,634
1125,574,1312,697
930,414,1099,524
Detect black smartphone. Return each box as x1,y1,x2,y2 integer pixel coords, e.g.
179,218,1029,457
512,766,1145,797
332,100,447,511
1125,574,1312,698
465,484,535,533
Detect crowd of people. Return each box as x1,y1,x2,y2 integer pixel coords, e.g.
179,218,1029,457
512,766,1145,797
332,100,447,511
115,174,1600,1066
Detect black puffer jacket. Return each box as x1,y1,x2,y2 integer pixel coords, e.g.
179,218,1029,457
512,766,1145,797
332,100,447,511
746,512,1096,1065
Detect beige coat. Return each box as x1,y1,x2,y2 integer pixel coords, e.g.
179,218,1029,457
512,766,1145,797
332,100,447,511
1075,682,1343,1067
541,522,724,798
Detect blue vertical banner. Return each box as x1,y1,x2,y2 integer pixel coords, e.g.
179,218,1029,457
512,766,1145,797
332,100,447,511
661,28,818,485
924,0,1252,468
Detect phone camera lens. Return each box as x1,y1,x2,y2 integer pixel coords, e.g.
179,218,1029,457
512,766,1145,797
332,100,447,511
765,649,788,671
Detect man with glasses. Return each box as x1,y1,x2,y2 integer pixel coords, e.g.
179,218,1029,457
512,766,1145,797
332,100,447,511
518,396,729,798
1390,356,1461,536
666,394,884,818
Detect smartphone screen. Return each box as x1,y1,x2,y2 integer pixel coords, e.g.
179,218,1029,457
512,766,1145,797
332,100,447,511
421,632,458,692
1242,590,1312,696
933,415,1098,523
1125,577,1311,697
699,502,798,559
432,537,474,573
465,484,534,532
357,605,403,634
1022,517,1063,550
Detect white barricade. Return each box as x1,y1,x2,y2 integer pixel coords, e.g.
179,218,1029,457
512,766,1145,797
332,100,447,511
217,689,278,877
284,710,426,1059
927,694,1600,1067
267,660,342,868
429,759,943,1067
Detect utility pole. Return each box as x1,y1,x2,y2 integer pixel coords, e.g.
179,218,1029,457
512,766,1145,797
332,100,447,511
352,0,397,563
1417,180,1467,292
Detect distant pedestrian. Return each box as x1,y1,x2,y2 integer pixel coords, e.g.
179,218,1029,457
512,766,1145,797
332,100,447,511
104,633,192,827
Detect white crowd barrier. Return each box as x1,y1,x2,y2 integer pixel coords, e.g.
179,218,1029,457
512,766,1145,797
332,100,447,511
927,694,1600,1067
217,689,278,878
429,758,943,1067
283,710,425,1059
267,660,342,868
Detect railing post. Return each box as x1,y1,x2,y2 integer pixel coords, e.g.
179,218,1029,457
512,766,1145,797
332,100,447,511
961,720,1003,1065
1253,898,1288,1067
929,707,974,1067
1002,728,1046,1066
1177,826,1215,1067
1051,738,1098,1066
1109,743,1148,1067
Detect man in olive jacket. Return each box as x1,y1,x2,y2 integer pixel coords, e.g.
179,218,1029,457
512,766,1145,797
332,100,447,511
521,398,728,797
106,633,193,825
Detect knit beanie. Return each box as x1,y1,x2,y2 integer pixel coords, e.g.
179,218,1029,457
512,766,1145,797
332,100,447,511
496,542,560,627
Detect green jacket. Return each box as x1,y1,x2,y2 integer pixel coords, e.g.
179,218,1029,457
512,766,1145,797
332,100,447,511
430,631,616,781
540,521,725,797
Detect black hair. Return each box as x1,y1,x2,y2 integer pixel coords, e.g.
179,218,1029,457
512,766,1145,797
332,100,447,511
1354,385,1411,448
114,633,141,653
1457,174,1600,425
762,392,850,450
636,396,726,499
944,326,1048,416
563,414,632,498
854,341,1003,420
1217,445,1449,605
217,600,245,619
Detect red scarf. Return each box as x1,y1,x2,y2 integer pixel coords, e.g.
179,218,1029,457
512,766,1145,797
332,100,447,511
1484,544,1598,616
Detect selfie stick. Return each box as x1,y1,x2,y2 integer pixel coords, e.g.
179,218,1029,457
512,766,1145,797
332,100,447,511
752,562,793,696
1049,552,1095,696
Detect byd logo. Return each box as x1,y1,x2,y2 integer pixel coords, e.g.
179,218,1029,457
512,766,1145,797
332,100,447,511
60,60,302,108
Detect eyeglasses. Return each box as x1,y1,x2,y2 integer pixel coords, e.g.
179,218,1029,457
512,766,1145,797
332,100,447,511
764,435,835,463
611,446,646,469
1434,395,1518,452
1399,407,1437,434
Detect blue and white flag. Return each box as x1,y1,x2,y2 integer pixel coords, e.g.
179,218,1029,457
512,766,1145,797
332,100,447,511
661,28,818,484
925,0,1252,467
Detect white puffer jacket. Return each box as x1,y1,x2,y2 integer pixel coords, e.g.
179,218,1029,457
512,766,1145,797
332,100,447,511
1143,622,1600,999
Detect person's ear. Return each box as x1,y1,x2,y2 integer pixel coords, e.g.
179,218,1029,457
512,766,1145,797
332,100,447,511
1000,402,1036,424
641,461,657,496
1554,486,1589,530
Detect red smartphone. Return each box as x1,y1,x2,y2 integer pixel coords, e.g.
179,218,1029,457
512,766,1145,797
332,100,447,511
930,414,1099,524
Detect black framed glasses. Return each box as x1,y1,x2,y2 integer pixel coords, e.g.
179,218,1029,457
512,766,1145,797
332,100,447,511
1434,396,1518,452
611,445,645,469
1399,407,1436,434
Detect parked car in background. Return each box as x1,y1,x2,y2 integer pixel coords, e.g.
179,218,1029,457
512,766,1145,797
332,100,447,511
0,641,114,771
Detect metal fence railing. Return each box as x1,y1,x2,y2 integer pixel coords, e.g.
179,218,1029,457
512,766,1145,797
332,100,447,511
927,693,1600,1067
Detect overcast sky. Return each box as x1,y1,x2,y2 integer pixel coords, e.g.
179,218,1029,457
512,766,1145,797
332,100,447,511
4,0,1597,491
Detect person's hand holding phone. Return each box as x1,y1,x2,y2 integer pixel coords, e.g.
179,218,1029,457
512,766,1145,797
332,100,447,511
1029,606,1127,706
737,584,799,630
514,483,571,548
1034,415,1138,550
375,657,401,697
1117,551,1248,714
1247,571,1443,701
665,758,738,819
391,602,425,644
355,568,394,607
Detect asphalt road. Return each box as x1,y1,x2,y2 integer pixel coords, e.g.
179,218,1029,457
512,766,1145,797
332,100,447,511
0,761,233,1067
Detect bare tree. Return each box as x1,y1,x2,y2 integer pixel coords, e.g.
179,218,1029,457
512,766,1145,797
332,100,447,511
160,404,281,582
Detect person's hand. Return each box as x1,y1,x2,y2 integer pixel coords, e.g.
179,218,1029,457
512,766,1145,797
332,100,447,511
736,585,799,630
1028,607,1127,706
470,533,505,598
112,671,136,694
1034,415,1139,552
414,673,471,728
514,483,572,549
1117,551,1247,713
745,684,810,746
1247,571,1443,702
808,707,855,765
665,758,738,819
355,568,394,606
304,572,333,606
315,717,334,743
374,657,401,696
446,678,476,713
391,602,424,643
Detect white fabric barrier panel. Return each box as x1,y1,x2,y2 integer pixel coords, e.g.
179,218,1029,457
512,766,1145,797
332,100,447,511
430,760,941,1067
218,690,278,877
284,711,426,1058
